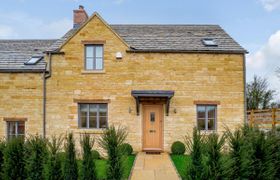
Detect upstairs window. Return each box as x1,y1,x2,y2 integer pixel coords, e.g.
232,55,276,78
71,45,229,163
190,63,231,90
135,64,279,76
7,121,25,139
85,45,103,70
79,103,108,129
197,105,217,131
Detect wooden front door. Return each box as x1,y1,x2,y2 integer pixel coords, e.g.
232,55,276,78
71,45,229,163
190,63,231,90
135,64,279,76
143,104,163,151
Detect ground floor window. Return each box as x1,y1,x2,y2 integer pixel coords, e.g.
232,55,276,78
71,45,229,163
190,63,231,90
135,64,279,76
7,121,25,139
79,103,108,129
196,105,217,131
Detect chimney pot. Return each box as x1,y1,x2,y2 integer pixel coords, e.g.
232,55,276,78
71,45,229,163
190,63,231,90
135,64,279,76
73,5,88,28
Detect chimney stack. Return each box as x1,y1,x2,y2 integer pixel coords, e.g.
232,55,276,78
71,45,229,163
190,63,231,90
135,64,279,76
73,5,88,28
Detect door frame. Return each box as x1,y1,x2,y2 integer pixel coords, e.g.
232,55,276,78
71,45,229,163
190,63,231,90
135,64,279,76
142,103,164,152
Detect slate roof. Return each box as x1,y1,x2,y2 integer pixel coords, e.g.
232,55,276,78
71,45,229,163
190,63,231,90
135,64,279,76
111,25,246,53
48,24,247,53
0,40,56,72
0,24,246,72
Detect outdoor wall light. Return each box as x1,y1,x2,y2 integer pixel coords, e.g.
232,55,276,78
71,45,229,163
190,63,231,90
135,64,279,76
128,107,132,113
174,108,177,114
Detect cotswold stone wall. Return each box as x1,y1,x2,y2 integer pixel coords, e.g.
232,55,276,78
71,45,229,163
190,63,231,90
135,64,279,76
0,73,44,137
45,15,245,152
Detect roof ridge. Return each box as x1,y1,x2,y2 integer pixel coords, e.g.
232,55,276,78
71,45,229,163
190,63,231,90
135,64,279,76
110,24,220,26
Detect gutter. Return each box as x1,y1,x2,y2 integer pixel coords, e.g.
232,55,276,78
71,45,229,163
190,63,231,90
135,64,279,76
42,52,52,138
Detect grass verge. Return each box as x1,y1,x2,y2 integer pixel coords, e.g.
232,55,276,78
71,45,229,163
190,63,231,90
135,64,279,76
78,154,136,180
170,154,191,179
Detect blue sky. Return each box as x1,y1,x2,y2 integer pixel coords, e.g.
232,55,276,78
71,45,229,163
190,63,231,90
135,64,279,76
0,0,279,100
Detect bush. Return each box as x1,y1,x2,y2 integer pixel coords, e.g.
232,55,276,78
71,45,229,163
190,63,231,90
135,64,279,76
80,134,96,180
3,137,26,180
25,135,47,180
171,141,185,155
99,126,128,180
204,133,225,179
0,140,6,177
119,143,133,156
92,150,100,160
46,135,63,180
185,127,206,179
63,133,78,180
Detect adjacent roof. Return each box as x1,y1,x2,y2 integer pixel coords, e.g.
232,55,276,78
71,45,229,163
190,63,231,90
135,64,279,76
0,40,56,72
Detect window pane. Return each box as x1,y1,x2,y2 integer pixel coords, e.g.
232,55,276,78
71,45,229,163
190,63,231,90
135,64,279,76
8,122,16,136
95,58,103,70
99,117,107,128
89,104,97,116
17,122,25,135
95,46,103,58
207,106,216,119
89,116,97,128
208,118,215,130
86,58,94,70
197,118,205,130
86,46,94,58
197,106,206,119
80,116,87,128
80,104,88,117
99,104,107,116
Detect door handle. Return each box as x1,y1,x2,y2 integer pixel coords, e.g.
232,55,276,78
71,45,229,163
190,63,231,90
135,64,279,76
149,130,156,133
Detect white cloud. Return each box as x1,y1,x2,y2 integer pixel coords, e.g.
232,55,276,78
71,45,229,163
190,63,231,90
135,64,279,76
260,0,280,11
0,12,72,39
247,30,280,100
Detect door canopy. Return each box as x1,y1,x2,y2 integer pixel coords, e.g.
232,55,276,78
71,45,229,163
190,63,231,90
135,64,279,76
131,90,174,116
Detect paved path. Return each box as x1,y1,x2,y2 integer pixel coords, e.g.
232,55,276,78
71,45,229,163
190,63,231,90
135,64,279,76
130,152,180,180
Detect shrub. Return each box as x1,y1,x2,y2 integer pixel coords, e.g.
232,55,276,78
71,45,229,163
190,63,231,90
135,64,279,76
99,126,128,180
204,133,225,179
3,137,26,180
46,135,63,180
80,134,96,180
185,127,206,179
0,140,6,177
224,127,253,179
92,150,100,160
171,141,185,155
25,135,47,180
119,143,133,156
63,133,78,180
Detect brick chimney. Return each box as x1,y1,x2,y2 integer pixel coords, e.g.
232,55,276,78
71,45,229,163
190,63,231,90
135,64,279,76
73,5,88,28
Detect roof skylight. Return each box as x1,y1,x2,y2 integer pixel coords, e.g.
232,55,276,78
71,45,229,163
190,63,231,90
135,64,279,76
202,38,218,46
24,56,43,65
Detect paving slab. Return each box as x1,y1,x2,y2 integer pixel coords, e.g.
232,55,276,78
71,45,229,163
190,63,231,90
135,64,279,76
130,152,180,180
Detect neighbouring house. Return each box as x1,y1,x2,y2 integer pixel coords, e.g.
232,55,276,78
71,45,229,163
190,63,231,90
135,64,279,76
0,6,247,152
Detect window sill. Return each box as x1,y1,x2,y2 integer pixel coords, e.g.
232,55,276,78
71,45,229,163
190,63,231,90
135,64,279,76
81,70,106,74
199,130,217,134
76,128,105,134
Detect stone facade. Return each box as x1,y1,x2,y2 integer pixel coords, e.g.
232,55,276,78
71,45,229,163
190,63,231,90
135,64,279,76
0,73,44,137
46,15,245,152
0,14,245,152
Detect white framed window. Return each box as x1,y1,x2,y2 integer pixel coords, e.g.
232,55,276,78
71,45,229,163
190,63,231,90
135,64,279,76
7,121,25,139
85,45,104,70
78,103,108,129
196,105,217,131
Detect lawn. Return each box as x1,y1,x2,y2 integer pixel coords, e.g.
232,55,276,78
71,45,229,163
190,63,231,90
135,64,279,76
170,155,191,179
79,155,136,180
